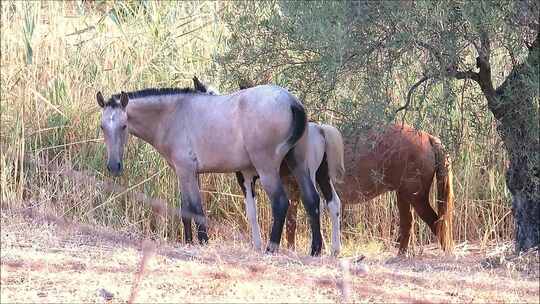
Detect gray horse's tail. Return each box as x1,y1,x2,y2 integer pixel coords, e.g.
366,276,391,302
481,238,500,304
276,102,307,156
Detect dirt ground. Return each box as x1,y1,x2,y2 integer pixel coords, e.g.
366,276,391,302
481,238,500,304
1,211,538,303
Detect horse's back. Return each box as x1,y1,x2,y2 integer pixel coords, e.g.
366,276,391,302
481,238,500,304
340,124,436,202
235,85,305,162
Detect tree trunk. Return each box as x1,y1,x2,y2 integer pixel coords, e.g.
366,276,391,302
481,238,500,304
496,102,540,251
490,33,540,252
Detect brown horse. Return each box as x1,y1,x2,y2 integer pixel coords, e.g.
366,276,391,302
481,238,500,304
286,123,454,254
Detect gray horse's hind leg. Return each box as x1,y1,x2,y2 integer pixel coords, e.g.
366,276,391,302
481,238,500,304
257,172,290,253
235,171,263,251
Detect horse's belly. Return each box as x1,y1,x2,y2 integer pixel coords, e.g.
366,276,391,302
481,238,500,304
195,141,252,173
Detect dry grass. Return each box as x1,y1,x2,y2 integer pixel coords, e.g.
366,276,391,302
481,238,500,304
1,210,538,303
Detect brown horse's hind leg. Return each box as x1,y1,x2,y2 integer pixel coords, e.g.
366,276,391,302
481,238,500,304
285,200,298,250
396,192,414,255
284,175,300,250
410,190,438,236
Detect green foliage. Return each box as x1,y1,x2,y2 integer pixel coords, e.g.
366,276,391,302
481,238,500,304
216,0,539,249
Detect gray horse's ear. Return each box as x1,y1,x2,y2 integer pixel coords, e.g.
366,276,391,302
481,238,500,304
120,91,129,108
97,91,105,108
193,76,207,92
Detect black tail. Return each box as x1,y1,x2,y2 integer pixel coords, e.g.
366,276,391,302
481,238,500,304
287,102,307,147
276,100,307,156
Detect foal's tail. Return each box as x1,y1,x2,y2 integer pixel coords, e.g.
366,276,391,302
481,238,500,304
429,135,454,252
276,101,307,156
319,124,345,183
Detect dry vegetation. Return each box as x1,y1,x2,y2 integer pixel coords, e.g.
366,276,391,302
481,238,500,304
1,1,538,303
1,1,512,246
1,210,538,303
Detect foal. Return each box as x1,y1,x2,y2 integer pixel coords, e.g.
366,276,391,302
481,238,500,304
96,85,323,255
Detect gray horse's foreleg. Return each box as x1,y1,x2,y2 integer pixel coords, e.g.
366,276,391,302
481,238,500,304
258,173,289,253
178,172,209,244
181,217,193,243
235,171,263,251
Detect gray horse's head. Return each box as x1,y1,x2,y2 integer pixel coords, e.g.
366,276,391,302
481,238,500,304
97,91,129,176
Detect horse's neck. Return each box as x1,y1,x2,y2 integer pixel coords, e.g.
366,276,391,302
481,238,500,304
126,98,178,146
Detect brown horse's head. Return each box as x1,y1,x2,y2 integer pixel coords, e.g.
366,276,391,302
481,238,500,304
96,91,129,176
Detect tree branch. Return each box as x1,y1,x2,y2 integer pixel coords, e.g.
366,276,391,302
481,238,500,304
396,75,429,113
473,28,497,99
453,69,480,82
494,31,540,118
415,40,444,65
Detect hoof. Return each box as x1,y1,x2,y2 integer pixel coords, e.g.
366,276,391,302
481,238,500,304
266,242,279,254
253,242,263,252
331,248,341,257
310,247,322,257
198,233,209,245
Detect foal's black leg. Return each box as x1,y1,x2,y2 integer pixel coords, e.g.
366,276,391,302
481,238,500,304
299,174,323,256
287,155,323,256
235,172,247,196
315,154,334,202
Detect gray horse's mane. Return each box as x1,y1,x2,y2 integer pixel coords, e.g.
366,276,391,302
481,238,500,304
105,87,201,107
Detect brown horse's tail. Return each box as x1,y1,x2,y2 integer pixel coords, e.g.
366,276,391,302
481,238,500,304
429,135,454,252
319,124,345,183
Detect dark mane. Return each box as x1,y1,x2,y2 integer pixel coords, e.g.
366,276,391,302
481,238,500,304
106,87,198,107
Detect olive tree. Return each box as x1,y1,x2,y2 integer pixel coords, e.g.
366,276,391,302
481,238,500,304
216,0,539,251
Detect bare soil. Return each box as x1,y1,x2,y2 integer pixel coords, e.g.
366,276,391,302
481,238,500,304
1,211,538,303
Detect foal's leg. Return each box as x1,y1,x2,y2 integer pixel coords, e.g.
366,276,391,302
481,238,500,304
235,171,263,251
178,170,209,244
286,160,323,256
316,161,342,256
396,191,414,255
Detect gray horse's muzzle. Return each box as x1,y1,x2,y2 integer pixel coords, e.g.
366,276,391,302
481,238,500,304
107,160,123,176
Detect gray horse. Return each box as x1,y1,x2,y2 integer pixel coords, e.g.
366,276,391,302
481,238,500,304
193,77,345,255
96,85,323,255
